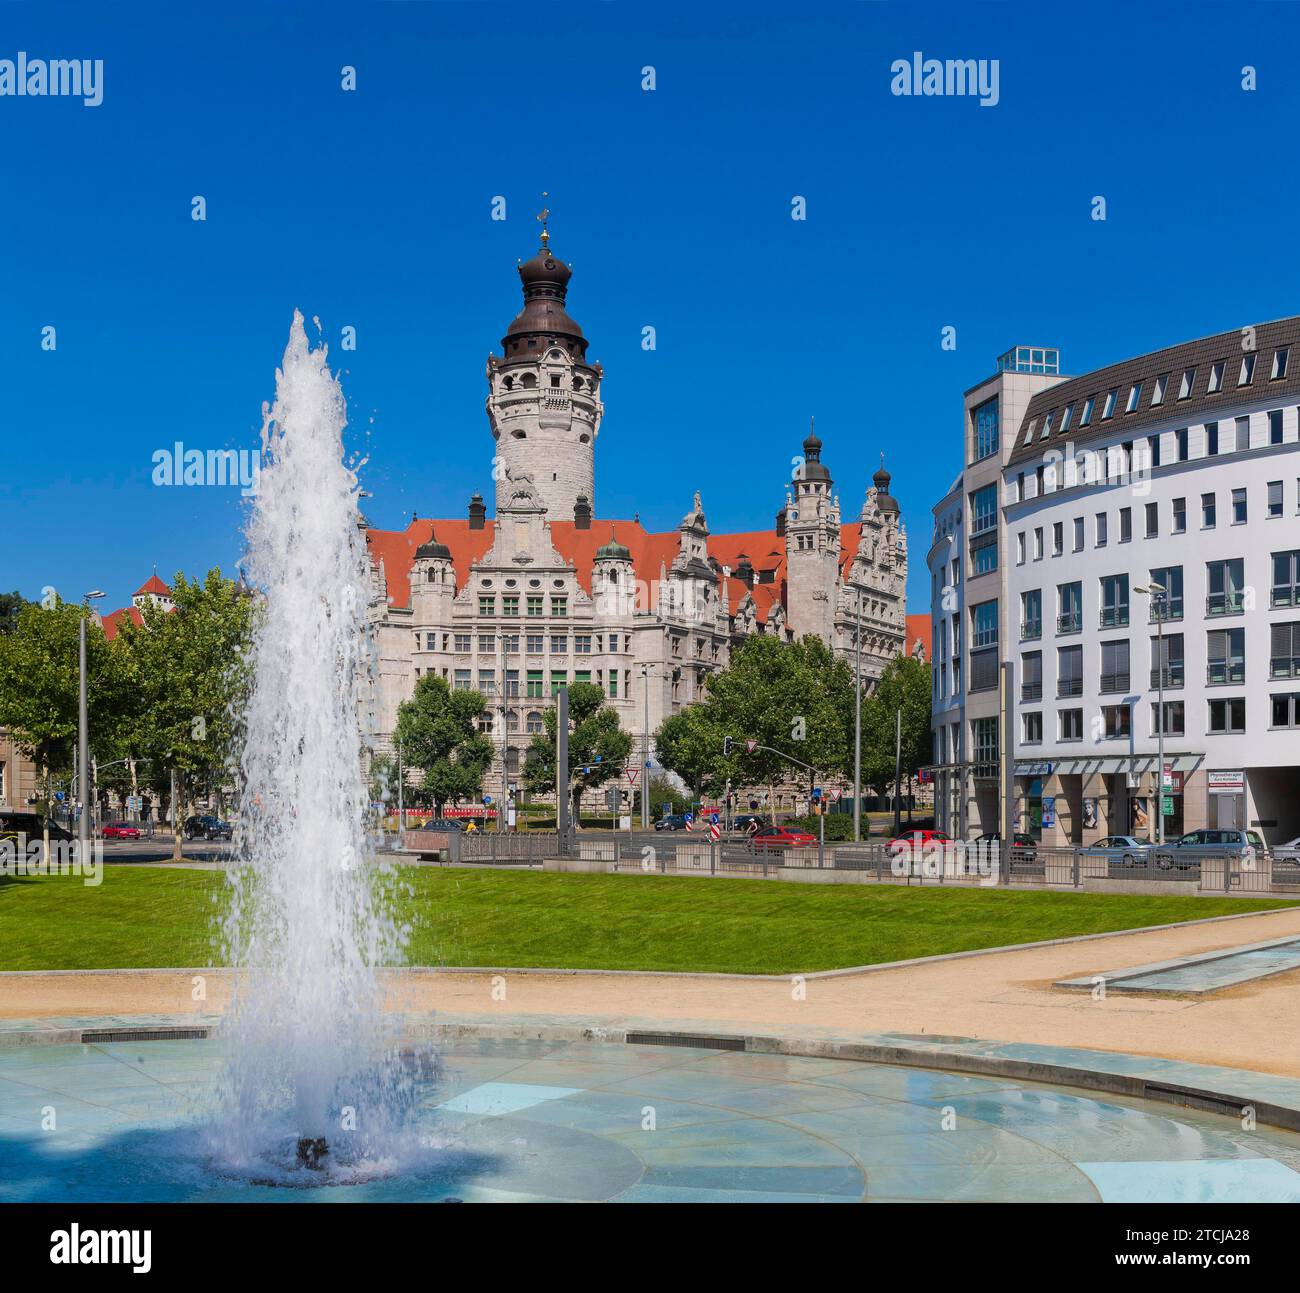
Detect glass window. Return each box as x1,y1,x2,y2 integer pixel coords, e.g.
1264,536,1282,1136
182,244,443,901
1268,481,1283,518
551,596,567,617
1145,502,1158,537
1175,428,1189,461
1172,497,1186,533
478,634,495,653
970,484,997,534
1080,396,1095,426
549,671,567,696
478,669,495,694
1269,409,1284,445
972,718,998,773
1103,388,1118,418
1102,704,1130,738
1152,632,1185,688
1126,383,1142,413
453,669,471,691
1235,415,1250,451
1273,550,1300,607
1272,347,1290,380
1207,627,1245,684
972,600,998,648
478,595,495,616
1073,517,1084,552
1021,651,1043,700
1178,368,1196,399
972,396,999,462
575,634,592,653
1153,701,1185,735
1270,622,1300,679
1149,566,1183,620
501,595,519,617
1207,559,1245,615
1151,375,1168,405
454,632,471,653
1207,361,1224,394
1202,492,1216,528
1100,639,1130,693
1058,644,1083,697
1206,422,1218,455
1060,708,1083,740
1119,508,1132,542
1272,693,1300,728
1100,574,1129,627
1096,512,1108,546
1231,487,1247,524
526,670,544,697
1208,697,1246,733
1058,582,1082,633
1021,589,1042,640
526,710,544,734
1239,353,1256,386
526,595,544,616
550,635,567,654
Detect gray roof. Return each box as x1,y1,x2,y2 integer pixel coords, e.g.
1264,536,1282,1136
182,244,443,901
1007,315,1300,467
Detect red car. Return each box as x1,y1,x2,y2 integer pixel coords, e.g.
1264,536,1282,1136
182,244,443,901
749,824,818,852
889,829,951,847
101,822,142,840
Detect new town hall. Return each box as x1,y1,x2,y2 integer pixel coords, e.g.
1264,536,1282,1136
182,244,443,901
361,225,919,802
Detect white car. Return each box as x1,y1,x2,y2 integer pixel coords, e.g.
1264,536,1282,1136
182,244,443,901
1081,835,1153,866
1273,836,1300,863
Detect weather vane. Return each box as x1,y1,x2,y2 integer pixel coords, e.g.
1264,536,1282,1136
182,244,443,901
536,192,550,248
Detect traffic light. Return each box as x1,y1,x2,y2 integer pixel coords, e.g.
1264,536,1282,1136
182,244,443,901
723,736,733,756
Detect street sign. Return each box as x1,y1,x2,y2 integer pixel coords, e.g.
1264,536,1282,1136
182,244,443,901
625,768,639,786
1162,795,1174,816
708,823,721,841
483,794,493,805
745,739,757,753
55,792,65,802
710,812,719,825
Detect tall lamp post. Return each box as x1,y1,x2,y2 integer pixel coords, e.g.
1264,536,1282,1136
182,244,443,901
639,662,655,829
78,591,105,853
853,588,863,843
1135,582,1168,845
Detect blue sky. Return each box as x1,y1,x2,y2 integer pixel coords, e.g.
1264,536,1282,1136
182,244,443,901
4,1,1299,614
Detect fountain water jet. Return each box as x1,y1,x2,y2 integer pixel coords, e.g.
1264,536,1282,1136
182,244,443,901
209,312,411,1178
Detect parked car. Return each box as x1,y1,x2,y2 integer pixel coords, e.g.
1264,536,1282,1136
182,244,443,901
101,822,142,840
0,812,74,844
654,813,692,832
731,814,765,834
749,824,818,852
415,818,464,833
891,828,951,847
183,814,233,841
1273,835,1300,863
1079,835,1153,867
1153,828,1269,870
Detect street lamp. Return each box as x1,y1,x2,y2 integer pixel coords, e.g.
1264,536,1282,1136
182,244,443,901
639,662,656,829
1134,582,1167,845
853,587,864,843
78,590,105,851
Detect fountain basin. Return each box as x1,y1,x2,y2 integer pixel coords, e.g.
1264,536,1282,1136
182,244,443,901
4,1034,1300,1202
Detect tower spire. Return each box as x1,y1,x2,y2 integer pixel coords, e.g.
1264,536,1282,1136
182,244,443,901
536,191,550,250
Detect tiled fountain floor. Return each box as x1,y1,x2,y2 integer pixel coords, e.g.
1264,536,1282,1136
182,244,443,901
3,1036,1300,1202
1055,936,1300,995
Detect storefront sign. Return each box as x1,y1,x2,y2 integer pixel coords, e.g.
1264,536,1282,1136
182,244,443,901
1082,798,1098,829
1207,770,1245,794
1014,761,1054,777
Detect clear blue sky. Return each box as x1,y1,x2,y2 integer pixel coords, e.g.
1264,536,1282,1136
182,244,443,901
4,1,1298,614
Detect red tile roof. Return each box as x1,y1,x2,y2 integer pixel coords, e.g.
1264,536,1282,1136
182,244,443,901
904,613,931,659
134,574,171,598
101,606,143,642
364,517,910,632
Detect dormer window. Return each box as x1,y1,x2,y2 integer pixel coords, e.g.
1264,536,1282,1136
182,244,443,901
1207,360,1225,394
1239,353,1256,385
1178,367,1196,399
1080,396,1095,426
1125,382,1142,413
1102,388,1118,418
1151,374,1168,405
1272,346,1289,380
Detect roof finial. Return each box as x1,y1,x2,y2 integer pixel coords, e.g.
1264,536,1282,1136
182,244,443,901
880,451,886,471
536,191,550,249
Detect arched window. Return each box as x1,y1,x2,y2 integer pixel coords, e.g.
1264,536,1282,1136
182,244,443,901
520,373,537,389
506,709,519,733
526,711,544,734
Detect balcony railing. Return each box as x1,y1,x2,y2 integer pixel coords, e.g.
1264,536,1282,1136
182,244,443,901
1149,603,1183,623
1099,607,1130,628
1099,672,1131,694
1021,682,1042,701
1207,592,1244,616
1207,662,1245,686
1273,588,1299,609
1057,613,1082,634
1057,679,1084,698
1150,666,1184,689
1021,622,1042,641
1270,656,1300,679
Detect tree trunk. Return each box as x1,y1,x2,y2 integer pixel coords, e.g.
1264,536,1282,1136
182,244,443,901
172,775,184,861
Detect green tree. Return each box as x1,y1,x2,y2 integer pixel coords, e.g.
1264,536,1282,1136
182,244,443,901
393,674,495,814
0,590,34,636
860,655,933,818
118,570,256,856
0,598,131,810
522,682,631,825
654,635,855,810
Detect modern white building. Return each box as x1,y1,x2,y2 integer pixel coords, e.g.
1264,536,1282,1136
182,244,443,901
1001,318,1300,845
926,346,1067,835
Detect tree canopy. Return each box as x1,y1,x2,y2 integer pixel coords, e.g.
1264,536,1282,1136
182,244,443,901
392,673,495,812
522,682,632,817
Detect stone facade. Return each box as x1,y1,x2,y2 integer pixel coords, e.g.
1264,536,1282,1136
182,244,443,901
362,232,912,801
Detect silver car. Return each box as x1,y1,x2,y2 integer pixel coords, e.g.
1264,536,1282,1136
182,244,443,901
1080,835,1153,867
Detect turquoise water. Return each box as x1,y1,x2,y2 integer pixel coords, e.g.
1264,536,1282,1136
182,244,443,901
3,1037,1300,1202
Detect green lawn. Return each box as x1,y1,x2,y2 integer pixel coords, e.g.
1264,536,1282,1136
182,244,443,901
0,867,1294,975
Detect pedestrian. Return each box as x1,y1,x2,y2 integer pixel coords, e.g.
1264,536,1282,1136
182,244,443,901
141,795,154,838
